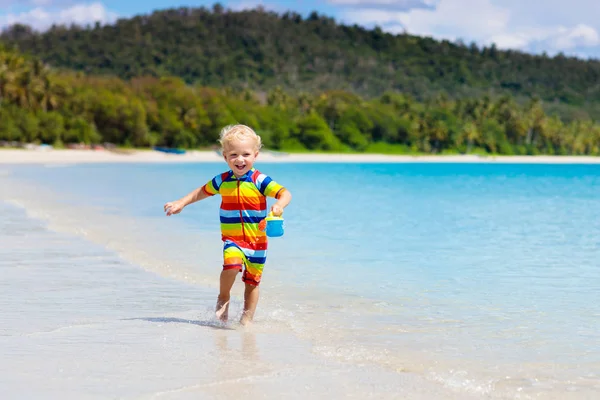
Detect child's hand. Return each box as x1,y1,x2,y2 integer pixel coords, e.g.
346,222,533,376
271,204,283,217
164,200,185,216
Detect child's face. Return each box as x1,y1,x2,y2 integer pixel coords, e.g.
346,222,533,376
223,138,259,177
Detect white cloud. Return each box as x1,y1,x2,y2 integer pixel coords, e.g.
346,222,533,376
486,26,559,50
334,0,600,56
328,0,436,11
488,23,599,53
0,2,118,31
486,33,530,49
339,0,509,42
553,24,599,49
489,0,600,29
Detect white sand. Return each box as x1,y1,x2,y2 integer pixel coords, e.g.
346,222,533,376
1,149,600,164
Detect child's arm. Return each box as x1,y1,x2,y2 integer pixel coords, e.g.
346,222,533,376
164,187,210,216
271,189,292,216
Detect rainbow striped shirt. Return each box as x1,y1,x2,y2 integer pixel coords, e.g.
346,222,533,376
201,168,285,250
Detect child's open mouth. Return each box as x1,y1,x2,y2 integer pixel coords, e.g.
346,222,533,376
235,165,246,171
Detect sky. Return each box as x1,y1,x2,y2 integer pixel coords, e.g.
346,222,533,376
1,0,600,59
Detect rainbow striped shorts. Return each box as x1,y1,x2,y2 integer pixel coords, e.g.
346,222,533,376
222,240,267,286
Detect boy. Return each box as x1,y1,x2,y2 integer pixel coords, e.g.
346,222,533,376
163,125,292,325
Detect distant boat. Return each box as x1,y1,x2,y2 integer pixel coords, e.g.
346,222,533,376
153,146,186,155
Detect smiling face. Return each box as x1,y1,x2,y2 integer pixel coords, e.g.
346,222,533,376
223,138,259,177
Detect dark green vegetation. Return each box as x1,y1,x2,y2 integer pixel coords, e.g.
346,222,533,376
0,5,599,155
4,5,600,121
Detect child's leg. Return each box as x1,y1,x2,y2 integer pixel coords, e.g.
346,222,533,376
239,252,265,325
219,242,245,322
240,283,259,325
215,269,238,322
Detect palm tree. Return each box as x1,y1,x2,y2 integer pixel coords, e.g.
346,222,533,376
459,120,480,153
39,74,61,112
0,51,22,105
297,92,313,115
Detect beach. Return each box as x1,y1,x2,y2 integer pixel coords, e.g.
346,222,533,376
2,148,600,164
1,155,599,399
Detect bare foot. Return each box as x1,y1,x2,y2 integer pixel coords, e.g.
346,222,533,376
215,301,229,321
239,312,253,326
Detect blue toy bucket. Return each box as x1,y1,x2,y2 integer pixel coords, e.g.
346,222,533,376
265,214,284,237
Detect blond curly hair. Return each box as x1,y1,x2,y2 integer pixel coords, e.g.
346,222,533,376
219,124,262,151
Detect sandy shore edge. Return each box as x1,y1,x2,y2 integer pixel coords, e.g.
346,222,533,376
1,149,600,164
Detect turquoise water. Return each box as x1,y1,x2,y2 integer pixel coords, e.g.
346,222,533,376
2,162,600,398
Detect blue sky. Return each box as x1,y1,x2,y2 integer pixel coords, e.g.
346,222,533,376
2,0,600,59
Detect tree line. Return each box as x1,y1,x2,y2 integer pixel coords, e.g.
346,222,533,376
2,4,600,122
1,46,599,155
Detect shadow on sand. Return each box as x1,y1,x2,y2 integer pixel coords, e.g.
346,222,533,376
123,317,237,330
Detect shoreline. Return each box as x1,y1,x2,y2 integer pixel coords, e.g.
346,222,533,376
1,148,600,164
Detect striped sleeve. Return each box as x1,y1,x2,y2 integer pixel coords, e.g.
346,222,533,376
255,173,285,199
201,173,225,196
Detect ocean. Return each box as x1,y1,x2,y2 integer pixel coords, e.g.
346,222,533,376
1,161,599,399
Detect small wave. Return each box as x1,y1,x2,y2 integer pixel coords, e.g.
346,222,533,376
1,178,223,289
25,322,105,337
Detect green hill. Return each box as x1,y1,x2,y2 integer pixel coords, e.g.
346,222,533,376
2,4,600,121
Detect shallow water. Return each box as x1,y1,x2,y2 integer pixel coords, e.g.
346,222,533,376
1,162,599,399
